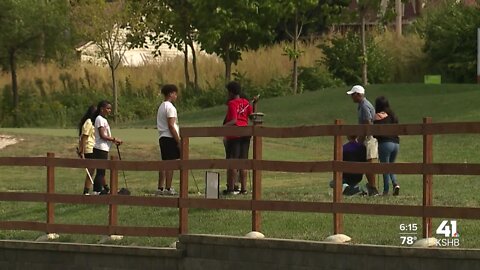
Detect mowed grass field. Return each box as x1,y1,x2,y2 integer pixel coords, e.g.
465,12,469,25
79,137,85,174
1,83,480,248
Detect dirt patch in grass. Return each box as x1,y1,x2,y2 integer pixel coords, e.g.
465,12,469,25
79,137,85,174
0,135,20,149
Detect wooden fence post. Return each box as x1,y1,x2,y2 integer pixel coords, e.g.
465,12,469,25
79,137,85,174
423,117,433,238
109,155,118,235
252,119,263,232
333,120,343,234
179,136,189,234
46,152,55,233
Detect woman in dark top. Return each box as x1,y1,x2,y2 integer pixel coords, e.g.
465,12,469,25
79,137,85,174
374,96,400,196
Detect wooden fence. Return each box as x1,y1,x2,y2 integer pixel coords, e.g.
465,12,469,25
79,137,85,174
1,117,480,239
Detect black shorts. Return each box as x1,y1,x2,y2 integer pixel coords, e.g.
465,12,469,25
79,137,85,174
159,137,180,160
225,137,251,159
84,152,95,159
92,148,108,160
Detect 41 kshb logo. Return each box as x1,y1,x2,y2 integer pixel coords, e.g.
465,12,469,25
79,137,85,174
436,220,460,247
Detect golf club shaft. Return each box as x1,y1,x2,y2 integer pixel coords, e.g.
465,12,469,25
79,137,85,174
85,168,94,184
77,147,94,185
190,170,200,194
116,145,128,189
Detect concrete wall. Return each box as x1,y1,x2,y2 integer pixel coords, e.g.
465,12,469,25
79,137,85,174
0,240,181,270
179,235,480,270
1,235,480,270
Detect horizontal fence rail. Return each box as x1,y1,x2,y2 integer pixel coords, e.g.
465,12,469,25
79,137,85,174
2,157,479,175
180,121,480,137
0,118,479,241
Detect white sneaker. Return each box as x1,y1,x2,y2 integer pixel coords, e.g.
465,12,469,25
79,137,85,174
91,191,101,195
155,189,164,196
393,185,400,196
164,188,177,196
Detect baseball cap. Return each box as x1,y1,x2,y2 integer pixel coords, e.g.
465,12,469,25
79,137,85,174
346,85,365,95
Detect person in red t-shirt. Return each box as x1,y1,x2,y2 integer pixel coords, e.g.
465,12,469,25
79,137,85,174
223,81,253,195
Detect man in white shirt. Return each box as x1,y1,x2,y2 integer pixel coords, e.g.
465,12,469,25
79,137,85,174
347,85,379,196
156,84,180,196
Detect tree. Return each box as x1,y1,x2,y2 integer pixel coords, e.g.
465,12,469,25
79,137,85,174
321,32,392,85
357,0,383,86
128,0,200,91
0,0,72,125
279,0,317,95
395,0,402,38
72,0,132,121
415,1,480,82
192,1,279,82
278,0,349,94
335,0,385,86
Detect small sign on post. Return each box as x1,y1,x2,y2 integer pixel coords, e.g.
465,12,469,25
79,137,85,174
424,75,441,84
205,171,220,199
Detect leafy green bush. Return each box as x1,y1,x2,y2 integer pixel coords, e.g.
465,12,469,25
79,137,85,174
0,54,351,127
297,66,344,91
231,71,293,98
185,82,225,109
1,73,108,127
0,86,13,126
117,77,160,122
319,32,393,85
11,82,70,127
255,76,292,97
192,72,293,110
415,1,480,83
375,30,427,83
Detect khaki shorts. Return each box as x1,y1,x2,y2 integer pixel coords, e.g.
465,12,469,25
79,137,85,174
364,136,378,160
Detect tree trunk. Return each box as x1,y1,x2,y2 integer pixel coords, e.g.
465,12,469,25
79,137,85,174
395,0,402,38
224,49,232,82
415,0,423,16
183,42,190,88
292,11,299,95
293,56,298,94
9,49,19,126
39,31,46,63
111,66,118,122
188,40,199,91
361,14,368,86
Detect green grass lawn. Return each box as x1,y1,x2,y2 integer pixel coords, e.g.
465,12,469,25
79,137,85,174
1,83,480,248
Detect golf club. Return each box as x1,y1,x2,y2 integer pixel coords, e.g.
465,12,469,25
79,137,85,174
85,168,94,185
190,170,201,195
76,147,93,184
116,145,131,195
249,170,252,193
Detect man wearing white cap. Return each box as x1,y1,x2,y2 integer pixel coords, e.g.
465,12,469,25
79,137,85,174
346,85,379,196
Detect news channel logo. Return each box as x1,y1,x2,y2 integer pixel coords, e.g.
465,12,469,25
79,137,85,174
435,220,460,247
